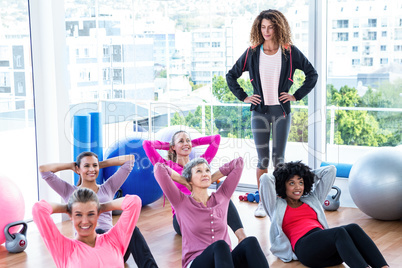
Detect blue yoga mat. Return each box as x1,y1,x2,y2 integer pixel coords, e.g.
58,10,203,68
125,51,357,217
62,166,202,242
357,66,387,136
320,162,353,178
90,112,103,184
73,115,91,185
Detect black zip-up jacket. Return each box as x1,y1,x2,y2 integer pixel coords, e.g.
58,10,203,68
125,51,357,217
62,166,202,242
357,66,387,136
226,45,318,115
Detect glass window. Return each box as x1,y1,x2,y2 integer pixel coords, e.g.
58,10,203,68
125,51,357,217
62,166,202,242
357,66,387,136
367,31,377,40
353,19,359,28
363,57,373,66
352,46,358,52
352,59,360,65
0,1,37,219
381,18,387,27
337,19,349,28
337,32,349,41
327,0,402,168
354,32,359,38
368,18,377,27
395,29,402,40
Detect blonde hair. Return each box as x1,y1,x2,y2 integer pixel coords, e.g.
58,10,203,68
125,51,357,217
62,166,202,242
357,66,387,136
67,188,100,214
250,9,292,53
167,130,191,162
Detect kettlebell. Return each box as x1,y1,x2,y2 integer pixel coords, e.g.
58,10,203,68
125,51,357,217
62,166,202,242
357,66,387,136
323,186,341,211
4,221,28,253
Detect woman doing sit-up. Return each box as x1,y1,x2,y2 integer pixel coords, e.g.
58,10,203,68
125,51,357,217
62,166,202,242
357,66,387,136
33,188,141,268
260,161,389,267
153,157,269,268
39,152,157,268
143,131,246,242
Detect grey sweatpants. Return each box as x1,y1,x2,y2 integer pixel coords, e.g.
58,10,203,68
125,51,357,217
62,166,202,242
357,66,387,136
251,107,291,169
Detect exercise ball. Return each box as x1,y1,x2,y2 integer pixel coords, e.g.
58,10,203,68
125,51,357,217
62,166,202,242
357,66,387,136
103,136,163,206
349,148,402,221
0,176,25,245
155,125,203,159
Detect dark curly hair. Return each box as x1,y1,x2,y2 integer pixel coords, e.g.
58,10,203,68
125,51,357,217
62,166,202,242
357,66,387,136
250,9,292,53
273,161,315,199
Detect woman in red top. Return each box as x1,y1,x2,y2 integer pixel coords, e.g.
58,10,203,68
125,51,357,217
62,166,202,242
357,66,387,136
261,161,388,267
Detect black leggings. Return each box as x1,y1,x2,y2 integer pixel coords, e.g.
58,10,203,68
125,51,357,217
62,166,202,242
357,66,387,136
251,108,291,169
294,224,388,268
190,237,269,268
96,226,158,268
172,199,243,236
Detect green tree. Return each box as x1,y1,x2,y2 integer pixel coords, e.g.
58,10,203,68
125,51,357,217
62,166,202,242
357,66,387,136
212,75,253,102
288,109,308,142
156,69,167,78
211,75,253,138
359,81,402,146
326,84,391,146
360,87,391,108
170,106,218,135
289,70,308,105
189,77,205,91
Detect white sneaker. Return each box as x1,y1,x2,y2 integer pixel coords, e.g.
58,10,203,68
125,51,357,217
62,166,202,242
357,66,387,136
254,202,267,218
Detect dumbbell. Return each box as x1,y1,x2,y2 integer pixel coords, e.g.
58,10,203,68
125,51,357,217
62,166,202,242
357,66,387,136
239,193,249,201
247,191,260,203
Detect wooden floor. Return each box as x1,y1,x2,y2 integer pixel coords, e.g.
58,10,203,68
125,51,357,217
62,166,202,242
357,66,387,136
1,193,401,268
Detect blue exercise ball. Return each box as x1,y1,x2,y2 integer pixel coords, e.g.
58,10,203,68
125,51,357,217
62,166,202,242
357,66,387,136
103,136,163,206
349,148,402,221
155,125,203,160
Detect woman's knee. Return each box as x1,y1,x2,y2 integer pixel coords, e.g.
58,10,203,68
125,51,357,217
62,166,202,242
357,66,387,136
344,223,361,231
343,223,364,234
212,240,231,252
332,226,349,241
240,236,259,247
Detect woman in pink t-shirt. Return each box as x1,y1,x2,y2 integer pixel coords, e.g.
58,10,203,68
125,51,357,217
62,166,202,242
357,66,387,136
32,188,141,268
143,131,246,242
39,152,157,267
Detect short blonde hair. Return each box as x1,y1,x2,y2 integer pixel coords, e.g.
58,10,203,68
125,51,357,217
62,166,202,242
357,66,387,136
67,188,100,214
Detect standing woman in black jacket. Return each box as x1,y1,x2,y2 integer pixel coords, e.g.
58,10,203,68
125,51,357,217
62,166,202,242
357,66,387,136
226,9,318,218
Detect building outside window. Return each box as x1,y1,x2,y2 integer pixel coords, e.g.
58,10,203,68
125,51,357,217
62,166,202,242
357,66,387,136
368,18,377,27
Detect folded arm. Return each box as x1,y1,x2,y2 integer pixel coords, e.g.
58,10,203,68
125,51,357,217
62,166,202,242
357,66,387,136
153,163,185,208
99,197,125,214
143,140,170,166
99,155,135,169
39,162,75,173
